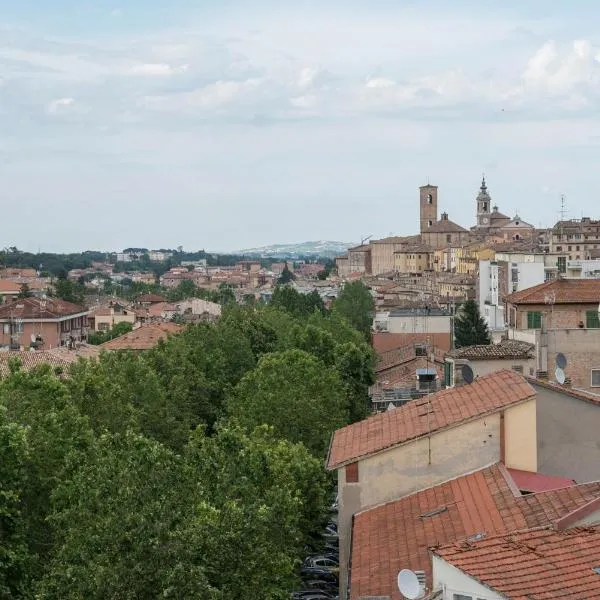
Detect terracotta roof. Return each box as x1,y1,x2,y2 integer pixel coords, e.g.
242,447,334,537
0,297,87,320
371,235,421,245
136,294,166,303
350,463,600,599
426,218,468,234
447,340,535,360
432,526,600,600
506,279,600,305
506,468,575,493
0,345,101,377
327,370,535,470
100,323,183,351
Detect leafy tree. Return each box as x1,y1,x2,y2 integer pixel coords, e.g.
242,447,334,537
0,366,94,570
0,408,29,598
167,278,197,301
184,423,330,599
216,283,236,306
38,432,217,600
17,283,33,298
277,262,295,284
88,321,133,345
52,279,85,305
454,299,491,348
227,349,348,455
332,280,374,340
270,286,324,319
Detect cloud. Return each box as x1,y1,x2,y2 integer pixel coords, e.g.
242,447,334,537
128,63,189,76
46,97,76,115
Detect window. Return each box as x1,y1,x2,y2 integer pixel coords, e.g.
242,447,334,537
592,369,600,388
98,323,110,332
427,193,433,204
527,311,542,329
428,220,433,227
415,344,427,356
568,246,572,251
444,361,452,387
345,462,359,483
587,311,600,329
557,256,566,273
511,268,518,283
446,234,452,243
512,365,524,374
2,324,8,334
576,245,580,251
556,246,562,251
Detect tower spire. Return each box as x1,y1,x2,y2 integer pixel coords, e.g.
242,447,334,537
481,173,487,191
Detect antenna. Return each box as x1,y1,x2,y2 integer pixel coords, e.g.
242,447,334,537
397,568,423,599
559,194,568,222
555,367,566,385
461,364,474,384
361,234,373,246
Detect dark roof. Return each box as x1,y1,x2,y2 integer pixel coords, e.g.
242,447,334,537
350,463,600,599
506,279,600,305
448,340,535,360
327,370,535,469
0,297,87,320
426,218,469,234
432,526,600,600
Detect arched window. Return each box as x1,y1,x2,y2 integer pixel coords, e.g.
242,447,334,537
427,194,433,204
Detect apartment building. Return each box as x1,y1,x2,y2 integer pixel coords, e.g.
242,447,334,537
551,216,600,260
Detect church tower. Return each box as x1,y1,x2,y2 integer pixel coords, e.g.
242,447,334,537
419,184,438,234
476,176,492,229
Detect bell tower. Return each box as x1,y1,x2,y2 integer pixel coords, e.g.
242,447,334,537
476,176,492,229
419,184,438,234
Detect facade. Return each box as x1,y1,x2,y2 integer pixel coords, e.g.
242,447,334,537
421,213,471,250
565,258,600,278
346,245,372,275
499,214,535,241
326,370,537,598
393,244,433,274
550,216,600,260
0,297,89,349
369,236,420,276
506,279,600,391
419,184,438,233
90,303,137,332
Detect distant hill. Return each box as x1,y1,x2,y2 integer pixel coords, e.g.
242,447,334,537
235,240,353,259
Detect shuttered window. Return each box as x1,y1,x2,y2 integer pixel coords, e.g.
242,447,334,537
527,311,542,329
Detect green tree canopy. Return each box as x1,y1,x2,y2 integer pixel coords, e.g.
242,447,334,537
332,281,375,340
227,349,348,455
454,299,491,348
277,262,295,284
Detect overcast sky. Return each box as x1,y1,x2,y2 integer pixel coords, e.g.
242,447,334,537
2,1,600,252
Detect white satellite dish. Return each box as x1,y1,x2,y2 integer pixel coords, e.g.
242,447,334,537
398,568,422,599
31,334,36,343
555,367,566,385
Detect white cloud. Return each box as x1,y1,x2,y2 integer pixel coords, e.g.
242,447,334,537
128,62,189,76
46,97,76,115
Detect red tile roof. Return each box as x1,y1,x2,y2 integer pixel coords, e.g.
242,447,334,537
327,370,535,470
506,278,600,305
0,297,87,320
507,468,575,493
0,345,101,377
350,463,600,599
432,526,600,600
100,323,183,351
448,340,535,360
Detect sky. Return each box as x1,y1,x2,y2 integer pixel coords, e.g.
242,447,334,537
2,1,600,252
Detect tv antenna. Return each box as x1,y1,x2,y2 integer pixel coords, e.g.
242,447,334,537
361,234,373,246
397,568,424,599
558,194,568,222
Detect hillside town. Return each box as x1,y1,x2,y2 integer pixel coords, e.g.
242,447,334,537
0,179,599,600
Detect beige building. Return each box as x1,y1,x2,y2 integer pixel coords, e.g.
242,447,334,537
550,216,600,260
369,235,420,275
346,244,371,275
90,302,137,332
499,214,536,241
326,370,537,598
393,244,433,274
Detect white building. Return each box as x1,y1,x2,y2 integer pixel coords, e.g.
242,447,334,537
148,250,174,262
373,308,451,334
566,258,600,279
478,260,545,334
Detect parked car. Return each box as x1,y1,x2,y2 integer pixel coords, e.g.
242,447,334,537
302,579,338,592
300,567,338,583
303,555,339,569
291,590,337,599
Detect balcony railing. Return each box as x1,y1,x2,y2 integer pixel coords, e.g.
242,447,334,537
568,260,582,269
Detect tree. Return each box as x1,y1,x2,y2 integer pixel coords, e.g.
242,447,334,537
227,349,348,455
453,299,491,348
0,409,29,598
270,286,324,319
167,278,197,301
17,283,33,298
183,423,330,599
332,281,374,340
87,321,133,345
52,279,85,305
37,432,217,600
277,262,295,284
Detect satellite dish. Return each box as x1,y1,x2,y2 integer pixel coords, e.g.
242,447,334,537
555,367,566,385
556,353,567,369
30,334,36,343
461,364,474,384
398,569,422,599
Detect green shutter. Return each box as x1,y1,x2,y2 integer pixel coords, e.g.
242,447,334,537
527,311,542,329
444,362,452,387
586,310,600,329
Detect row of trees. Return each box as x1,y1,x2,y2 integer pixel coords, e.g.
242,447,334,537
0,282,376,598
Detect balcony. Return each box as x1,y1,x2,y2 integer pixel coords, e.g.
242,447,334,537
568,260,582,269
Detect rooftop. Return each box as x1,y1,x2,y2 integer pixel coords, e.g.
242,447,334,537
447,340,535,360
0,345,101,377
0,297,88,320
506,468,575,493
350,463,600,599
327,370,535,470
100,322,184,351
506,278,600,305
432,526,600,600
426,216,469,234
